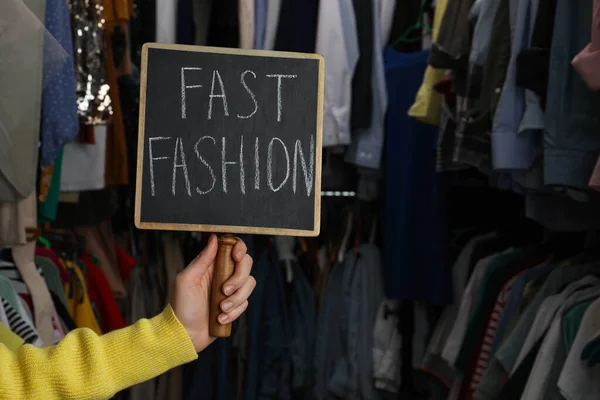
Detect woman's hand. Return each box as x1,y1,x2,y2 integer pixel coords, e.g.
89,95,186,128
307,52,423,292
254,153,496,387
169,234,255,352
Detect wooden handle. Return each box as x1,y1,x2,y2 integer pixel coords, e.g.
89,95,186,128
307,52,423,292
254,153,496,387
209,234,238,337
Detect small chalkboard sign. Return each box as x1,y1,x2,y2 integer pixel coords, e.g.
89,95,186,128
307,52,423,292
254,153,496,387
134,43,324,237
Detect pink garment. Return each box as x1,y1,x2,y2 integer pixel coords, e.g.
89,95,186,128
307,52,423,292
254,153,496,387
589,156,600,191
572,0,600,90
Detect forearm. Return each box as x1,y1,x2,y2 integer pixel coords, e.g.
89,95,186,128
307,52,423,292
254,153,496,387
0,305,197,400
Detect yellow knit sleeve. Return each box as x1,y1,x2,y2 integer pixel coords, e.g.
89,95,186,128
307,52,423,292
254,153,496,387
0,305,198,400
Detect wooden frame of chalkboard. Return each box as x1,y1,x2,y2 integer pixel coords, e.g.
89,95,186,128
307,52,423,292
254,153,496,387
134,43,324,237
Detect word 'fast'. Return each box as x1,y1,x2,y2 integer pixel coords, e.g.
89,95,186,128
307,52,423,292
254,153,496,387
181,68,297,122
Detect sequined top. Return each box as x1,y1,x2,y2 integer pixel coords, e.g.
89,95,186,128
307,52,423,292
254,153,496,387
69,0,113,125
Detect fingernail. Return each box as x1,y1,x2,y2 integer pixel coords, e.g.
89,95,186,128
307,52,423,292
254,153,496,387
224,285,235,295
222,301,233,311
218,314,229,324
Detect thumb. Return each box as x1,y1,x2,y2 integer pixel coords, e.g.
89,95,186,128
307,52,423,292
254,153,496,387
180,233,218,279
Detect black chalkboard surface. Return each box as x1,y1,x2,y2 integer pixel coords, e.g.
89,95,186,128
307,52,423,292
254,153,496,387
135,43,324,236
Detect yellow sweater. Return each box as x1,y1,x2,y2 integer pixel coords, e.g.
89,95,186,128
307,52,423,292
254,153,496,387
0,305,197,400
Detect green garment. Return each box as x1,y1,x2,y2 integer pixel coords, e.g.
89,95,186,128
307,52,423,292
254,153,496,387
0,275,22,313
38,148,63,223
562,299,594,353
36,256,67,309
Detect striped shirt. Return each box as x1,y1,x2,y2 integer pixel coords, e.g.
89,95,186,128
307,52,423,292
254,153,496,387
2,297,42,345
469,275,517,393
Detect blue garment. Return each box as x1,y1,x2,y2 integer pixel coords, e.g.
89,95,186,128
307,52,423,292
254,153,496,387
491,0,538,171
289,261,316,396
345,0,387,170
345,245,384,400
273,0,319,53
182,338,230,400
314,246,385,400
544,0,600,189
183,237,255,400
382,47,449,304
177,0,196,44
313,263,347,400
41,0,79,166
469,0,502,65
256,251,292,400
245,249,271,400
254,0,268,49
245,248,294,400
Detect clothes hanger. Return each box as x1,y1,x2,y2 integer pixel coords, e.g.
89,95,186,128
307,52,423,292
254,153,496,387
390,0,432,47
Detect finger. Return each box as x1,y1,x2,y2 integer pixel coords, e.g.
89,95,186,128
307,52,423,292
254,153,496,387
180,233,218,279
222,253,253,295
232,238,248,262
218,300,249,324
221,276,256,312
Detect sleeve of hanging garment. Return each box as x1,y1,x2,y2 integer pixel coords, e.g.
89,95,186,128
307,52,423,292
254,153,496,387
315,0,359,147
0,305,198,400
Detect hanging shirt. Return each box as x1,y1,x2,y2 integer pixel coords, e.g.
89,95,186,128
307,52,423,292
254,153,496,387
475,263,600,400
0,261,65,345
491,0,538,172
346,0,388,169
571,0,600,90
442,252,507,366
274,0,319,53
0,0,45,201
60,125,107,191
40,0,79,167
350,0,374,131
1,298,42,346
254,0,268,49
558,297,600,400
264,0,282,50
192,0,212,45
544,0,600,190
239,0,255,49
513,276,600,373
521,286,600,400
380,0,396,44
315,0,359,147
156,0,177,43
176,0,195,44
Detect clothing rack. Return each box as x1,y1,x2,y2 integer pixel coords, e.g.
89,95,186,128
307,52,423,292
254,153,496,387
320,191,357,197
